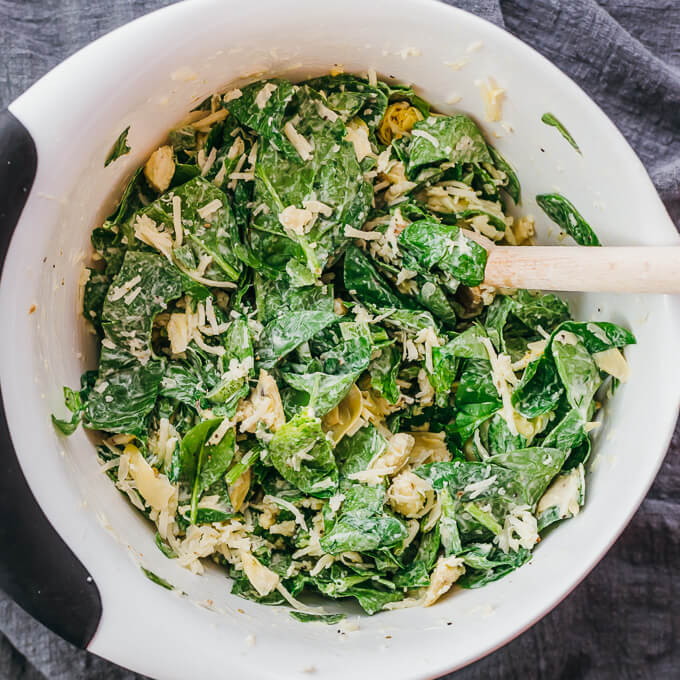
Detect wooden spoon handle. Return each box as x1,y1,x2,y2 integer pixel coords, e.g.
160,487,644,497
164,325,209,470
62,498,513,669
483,246,680,293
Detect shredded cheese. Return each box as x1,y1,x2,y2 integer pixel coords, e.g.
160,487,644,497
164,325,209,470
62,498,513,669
254,82,278,109
480,336,519,436
197,198,223,220
172,195,183,246
133,215,173,260
278,205,314,235
283,122,314,161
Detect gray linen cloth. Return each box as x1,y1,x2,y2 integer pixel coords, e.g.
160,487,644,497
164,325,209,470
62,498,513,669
1,1,678,678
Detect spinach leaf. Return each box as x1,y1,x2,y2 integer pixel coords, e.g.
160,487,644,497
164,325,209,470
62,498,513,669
289,611,345,624
190,422,236,522
105,126,131,166
86,252,184,434
399,219,487,287
255,275,333,325
439,488,463,555
105,168,145,227
485,290,570,353
304,74,388,129
249,85,372,277
101,250,183,350
280,331,371,416
311,581,403,615
428,347,459,408
335,425,387,477
225,78,296,154
415,461,523,502
141,567,173,590
205,317,254,415
485,414,526,456
369,344,401,404
556,321,636,353
257,311,337,370
413,273,458,326
343,245,409,309
170,163,201,187
280,371,355,417
428,326,488,407
415,460,524,540
268,410,339,497
170,417,214,484
128,176,242,283
438,325,490,360
378,308,439,335
51,414,80,436
457,543,531,588
82,270,110,333
487,145,521,203
320,481,407,554
394,525,441,588
511,353,563,418
85,352,166,435
168,126,197,154
541,113,580,153
451,359,501,441
160,349,216,408
51,381,91,435
510,290,571,334
487,446,569,505
407,114,491,174
551,333,601,415
172,417,236,522
536,193,600,246
226,80,293,131
542,407,588,453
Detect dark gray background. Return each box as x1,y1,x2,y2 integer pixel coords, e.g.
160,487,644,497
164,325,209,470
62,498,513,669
1,1,678,678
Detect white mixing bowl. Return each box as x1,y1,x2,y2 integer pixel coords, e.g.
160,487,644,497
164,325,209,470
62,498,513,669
1,1,678,678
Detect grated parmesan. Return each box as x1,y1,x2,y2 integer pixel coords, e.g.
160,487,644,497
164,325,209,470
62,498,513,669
254,82,278,109
283,122,314,161
197,198,223,220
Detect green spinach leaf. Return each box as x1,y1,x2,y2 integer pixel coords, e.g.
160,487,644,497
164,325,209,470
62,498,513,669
536,193,600,246
268,410,339,497
541,113,580,153
105,126,131,166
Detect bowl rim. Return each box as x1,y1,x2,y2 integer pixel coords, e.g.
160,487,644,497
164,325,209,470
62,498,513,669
2,0,679,678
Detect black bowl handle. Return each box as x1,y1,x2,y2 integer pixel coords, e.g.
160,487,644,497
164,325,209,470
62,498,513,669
0,108,102,648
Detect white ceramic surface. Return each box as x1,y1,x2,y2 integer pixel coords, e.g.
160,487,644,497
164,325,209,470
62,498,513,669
2,0,679,678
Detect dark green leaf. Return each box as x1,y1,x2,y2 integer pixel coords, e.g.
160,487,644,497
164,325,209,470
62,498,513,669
536,193,600,246
105,126,131,166
399,219,487,287
344,245,409,310
304,74,388,129
407,114,491,174
289,611,346,624
268,410,339,497
335,425,387,477
541,113,580,153
141,567,173,590
487,446,569,505
369,344,401,404
511,353,563,418
551,332,601,414
487,145,521,203
458,543,531,588
51,414,80,436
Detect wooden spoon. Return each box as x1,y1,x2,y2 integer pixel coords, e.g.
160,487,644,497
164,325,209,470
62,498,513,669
463,231,680,294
